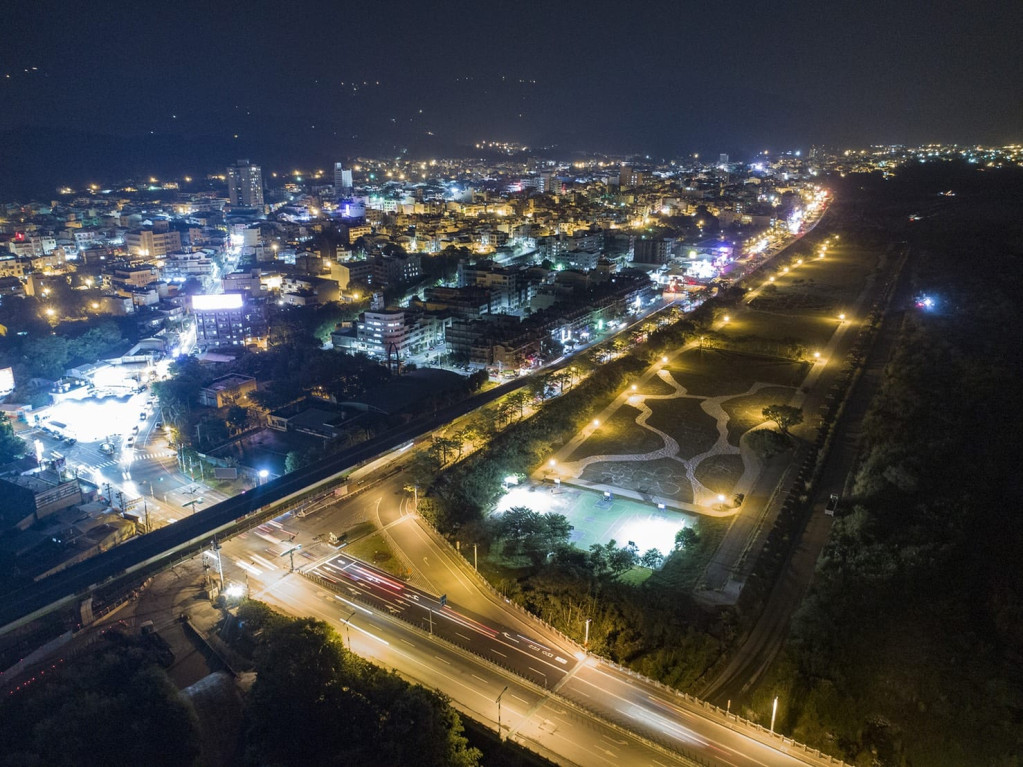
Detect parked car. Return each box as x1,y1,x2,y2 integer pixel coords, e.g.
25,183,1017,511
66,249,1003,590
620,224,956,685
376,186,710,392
825,493,840,516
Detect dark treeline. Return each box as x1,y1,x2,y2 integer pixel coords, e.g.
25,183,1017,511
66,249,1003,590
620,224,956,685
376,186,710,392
775,161,1023,765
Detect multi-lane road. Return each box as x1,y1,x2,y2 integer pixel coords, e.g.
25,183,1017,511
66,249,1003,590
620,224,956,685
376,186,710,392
212,466,840,767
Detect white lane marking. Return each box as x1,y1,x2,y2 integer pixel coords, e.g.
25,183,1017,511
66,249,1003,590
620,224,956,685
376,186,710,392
433,655,451,665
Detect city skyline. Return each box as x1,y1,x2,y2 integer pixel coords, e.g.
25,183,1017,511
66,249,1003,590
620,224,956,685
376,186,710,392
2,0,1020,196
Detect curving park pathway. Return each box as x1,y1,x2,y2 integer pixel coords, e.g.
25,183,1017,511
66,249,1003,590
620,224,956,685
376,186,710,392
550,368,787,516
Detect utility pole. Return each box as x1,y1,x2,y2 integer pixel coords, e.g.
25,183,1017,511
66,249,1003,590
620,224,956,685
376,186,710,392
473,544,477,571
584,618,591,648
428,609,433,635
496,686,508,739
770,696,778,733
144,500,150,534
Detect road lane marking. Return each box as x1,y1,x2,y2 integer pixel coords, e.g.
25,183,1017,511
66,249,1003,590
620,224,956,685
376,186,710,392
433,655,451,664
490,649,506,658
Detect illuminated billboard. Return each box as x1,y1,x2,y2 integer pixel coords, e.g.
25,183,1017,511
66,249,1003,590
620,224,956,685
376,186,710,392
192,293,244,311
0,366,13,394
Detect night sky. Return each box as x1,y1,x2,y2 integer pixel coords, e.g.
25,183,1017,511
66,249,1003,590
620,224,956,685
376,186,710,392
2,0,1020,186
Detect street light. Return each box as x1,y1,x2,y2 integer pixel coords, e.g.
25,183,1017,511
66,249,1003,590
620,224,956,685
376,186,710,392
496,686,509,739
259,469,269,485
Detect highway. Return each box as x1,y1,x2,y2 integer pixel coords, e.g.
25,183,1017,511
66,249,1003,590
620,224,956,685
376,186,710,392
213,471,840,767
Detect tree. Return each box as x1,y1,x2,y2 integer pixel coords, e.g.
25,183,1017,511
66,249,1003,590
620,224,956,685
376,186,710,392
528,375,553,401
641,548,664,569
506,390,531,419
407,450,442,486
494,507,573,566
225,404,250,433
762,404,804,434
674,526,699,551
22,334,69,379
0,413,27,463
429,435,460,465
607,542,639,576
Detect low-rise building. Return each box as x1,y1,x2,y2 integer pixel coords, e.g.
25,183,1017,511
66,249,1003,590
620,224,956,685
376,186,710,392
0,470,83,530
198,374,257,408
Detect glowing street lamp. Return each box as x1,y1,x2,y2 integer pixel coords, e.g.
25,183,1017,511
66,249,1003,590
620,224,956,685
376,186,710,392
813,351,821,361
838,312,846,321
723,315,730,323
592,419,600,427
258,469,269,485
661,356,668,364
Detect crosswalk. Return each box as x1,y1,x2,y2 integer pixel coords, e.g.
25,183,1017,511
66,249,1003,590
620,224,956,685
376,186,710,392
75,449,176,472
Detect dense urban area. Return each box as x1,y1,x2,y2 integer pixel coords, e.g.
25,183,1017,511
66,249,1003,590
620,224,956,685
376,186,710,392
0,142,1021,767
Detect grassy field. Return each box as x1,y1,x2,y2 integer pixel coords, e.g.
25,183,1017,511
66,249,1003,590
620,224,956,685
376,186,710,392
669,350,808,396
566,407,664,461
642,395,717,458
721,386,795,445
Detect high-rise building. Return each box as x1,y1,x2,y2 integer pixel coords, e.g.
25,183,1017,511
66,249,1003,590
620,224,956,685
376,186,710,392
226,159,264,208
719,153,730,165
334,162,353,193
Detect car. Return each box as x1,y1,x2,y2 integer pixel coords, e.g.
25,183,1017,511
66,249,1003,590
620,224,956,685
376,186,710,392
125,437,134,447
139,412,147,421
825,493,840,516
154,421,162,429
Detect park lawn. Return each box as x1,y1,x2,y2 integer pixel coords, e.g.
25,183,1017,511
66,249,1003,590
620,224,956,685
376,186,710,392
565,407,664,462
669,349,807,396
721,385,795,446
739,307,839,350
643,395,718,460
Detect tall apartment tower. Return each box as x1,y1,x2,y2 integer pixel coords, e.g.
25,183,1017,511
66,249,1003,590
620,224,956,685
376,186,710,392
334,162,353,193
227,159,264,208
